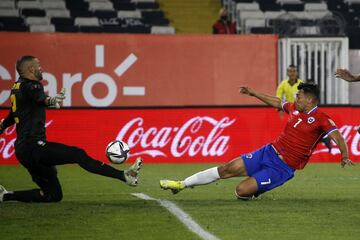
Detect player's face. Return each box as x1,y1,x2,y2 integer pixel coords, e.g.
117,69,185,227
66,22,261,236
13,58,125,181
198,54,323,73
32,58,43,81
295,90,308,112
287,67,298,80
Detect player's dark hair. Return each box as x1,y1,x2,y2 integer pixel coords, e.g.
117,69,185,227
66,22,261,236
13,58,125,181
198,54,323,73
16,55,36,77
298,83,320,101
288,64,297,69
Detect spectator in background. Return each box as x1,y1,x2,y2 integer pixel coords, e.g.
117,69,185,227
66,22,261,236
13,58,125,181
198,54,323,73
212,8,236,34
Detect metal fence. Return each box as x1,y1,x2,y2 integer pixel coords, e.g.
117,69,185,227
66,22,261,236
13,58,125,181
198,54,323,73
279,37,349,104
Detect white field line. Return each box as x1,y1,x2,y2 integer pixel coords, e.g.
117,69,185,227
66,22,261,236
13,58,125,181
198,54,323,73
131,193,221,240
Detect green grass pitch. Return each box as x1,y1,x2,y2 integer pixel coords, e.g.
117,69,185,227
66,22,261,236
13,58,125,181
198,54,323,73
1,163,360,240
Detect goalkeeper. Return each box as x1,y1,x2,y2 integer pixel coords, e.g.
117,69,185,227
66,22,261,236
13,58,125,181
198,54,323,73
0,56,142,203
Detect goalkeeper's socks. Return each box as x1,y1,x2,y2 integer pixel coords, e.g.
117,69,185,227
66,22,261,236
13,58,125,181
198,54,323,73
183,167,220,188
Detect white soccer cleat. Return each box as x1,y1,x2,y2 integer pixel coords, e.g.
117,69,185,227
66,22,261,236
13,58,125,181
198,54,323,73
124,157,143,187
0,185,8,202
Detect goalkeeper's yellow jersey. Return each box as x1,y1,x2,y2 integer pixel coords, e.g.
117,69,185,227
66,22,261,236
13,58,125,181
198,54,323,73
276,79,303,103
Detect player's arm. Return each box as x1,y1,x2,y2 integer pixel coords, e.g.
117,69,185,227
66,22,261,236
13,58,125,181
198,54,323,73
328,130,355,168
239,86,282,110
335,69,360,82
0,110,15,134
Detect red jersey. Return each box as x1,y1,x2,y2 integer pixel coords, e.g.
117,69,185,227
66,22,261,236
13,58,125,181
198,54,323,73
272,103,337,170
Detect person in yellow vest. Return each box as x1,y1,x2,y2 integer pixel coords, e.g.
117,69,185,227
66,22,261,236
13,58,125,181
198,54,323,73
276,64,302,117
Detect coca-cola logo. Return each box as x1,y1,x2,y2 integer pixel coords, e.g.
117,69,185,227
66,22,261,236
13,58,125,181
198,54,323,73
116,116,236,158
0,120,53,159
313,125,360,156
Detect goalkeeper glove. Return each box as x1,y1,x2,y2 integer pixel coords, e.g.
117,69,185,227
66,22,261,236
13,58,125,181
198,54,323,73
48,88,66,109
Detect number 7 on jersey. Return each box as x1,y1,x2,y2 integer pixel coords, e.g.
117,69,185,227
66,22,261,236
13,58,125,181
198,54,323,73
293,118,302,128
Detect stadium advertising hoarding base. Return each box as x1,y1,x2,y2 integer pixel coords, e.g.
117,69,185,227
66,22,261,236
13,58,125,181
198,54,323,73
0,107,359,165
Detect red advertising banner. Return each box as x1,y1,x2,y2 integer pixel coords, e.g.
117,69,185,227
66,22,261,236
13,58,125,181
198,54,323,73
0,107,359,166
0,33,278,107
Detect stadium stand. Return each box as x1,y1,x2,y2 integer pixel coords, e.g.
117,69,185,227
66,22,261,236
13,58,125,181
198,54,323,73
224,0,360,48
0,0,174,34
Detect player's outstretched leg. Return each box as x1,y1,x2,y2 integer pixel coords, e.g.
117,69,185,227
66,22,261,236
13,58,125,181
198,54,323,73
33,142,144,187
160,157,247,194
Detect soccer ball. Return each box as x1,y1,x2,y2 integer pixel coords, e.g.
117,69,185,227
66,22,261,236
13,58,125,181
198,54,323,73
105,140,130,164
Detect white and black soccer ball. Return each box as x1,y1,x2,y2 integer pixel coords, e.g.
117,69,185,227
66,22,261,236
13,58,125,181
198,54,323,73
105,140,130,164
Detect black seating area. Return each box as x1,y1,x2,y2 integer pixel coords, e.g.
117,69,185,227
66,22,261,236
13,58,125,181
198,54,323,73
0,0,174,34
230,0,360,48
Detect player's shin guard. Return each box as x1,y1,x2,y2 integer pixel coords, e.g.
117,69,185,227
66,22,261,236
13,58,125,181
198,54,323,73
183,167,220,188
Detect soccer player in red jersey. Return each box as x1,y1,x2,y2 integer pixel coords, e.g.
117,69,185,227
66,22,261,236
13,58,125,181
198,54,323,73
160,83,354,199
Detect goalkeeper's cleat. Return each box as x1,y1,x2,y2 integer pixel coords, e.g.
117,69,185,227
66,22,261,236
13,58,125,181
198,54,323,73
0,185,8,202
159,180,185,194
124,157,143,187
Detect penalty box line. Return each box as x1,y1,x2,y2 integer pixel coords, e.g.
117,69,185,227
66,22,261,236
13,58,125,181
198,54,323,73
131,193,221,240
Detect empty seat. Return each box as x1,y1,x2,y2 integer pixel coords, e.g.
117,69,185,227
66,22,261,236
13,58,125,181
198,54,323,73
344,0,360,4
71,10,94,17
304,3,328,11
30,24,55,32
42,1,67,9
245,18,266,28
51,17,74,25
113,2,136,10
0,16,23,23
287,11,311,19
238,11,264,21
118,10,141,18
259,3,282,11
136,2,159,9
46,9,70,18
0,9,19,17
17,1,42,9
89,2,114,11
264,10,286,19
150,26,175,34
66,1,89,11
22,8,46,17
142,11,167,25
93,10,117,18
276,0,302,4
236,2,260,11
281,3,304,11
26,16,51,25
0,1,16,9
307,11,332,19
250,27,274,34
75,17,99,26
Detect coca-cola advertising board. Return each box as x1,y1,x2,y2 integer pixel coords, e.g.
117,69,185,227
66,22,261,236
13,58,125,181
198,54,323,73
0,107,359,165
